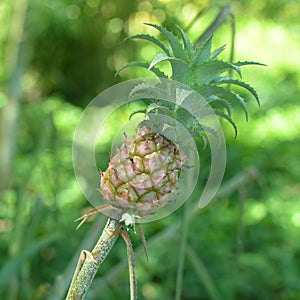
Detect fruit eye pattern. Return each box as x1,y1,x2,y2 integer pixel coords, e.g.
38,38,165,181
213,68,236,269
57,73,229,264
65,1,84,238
100,126,187,218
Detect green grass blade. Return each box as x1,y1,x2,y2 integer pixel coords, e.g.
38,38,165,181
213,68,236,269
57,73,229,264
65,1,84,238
175,204,188,300
186,246,222,300
0,234,60,289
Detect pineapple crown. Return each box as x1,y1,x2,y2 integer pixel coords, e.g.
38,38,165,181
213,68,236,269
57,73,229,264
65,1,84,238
116,23,265,137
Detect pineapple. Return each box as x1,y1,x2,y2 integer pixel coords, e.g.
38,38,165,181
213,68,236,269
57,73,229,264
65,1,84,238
100,126,187,218
77,23,263,226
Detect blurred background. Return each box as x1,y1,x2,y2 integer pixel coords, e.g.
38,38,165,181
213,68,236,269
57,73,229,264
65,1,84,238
0,0,299,299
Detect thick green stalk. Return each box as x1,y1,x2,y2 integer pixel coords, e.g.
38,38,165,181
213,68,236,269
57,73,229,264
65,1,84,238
66,218,120,299
48,217,106,300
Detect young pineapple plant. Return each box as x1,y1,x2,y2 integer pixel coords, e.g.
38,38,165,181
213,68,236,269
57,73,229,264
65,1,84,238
68,22,263,300
77,23,262,226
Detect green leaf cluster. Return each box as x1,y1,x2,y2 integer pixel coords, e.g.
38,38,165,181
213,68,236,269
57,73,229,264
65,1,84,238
118,23,265,136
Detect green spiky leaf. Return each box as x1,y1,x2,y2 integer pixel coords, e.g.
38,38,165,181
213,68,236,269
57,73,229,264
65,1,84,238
146,102,161,114
128,83,169,102
120,22,264,137
234,61,267,67
144,23,187,60
148,53,192,84
148,53,188,70
170,60,193,84
129,109,147,120
175,25,194,58
116,62,168,78
214,110,238,137
174,87,193,107
148,53,172,69
192,36,213,66
193,132,207,149
193,123,219,142
125,34,170,55
194,61,242,86
200,85,249,120
210,44,226,59
207,96,232,116
212,77,260,105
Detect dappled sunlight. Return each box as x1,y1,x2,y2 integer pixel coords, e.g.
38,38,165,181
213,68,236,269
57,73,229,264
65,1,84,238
291,211,300,228
238,105,300,144
244,201,268,225
236,21,300,69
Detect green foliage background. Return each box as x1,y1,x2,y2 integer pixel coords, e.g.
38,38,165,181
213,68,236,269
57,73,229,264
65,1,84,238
0,0,299,299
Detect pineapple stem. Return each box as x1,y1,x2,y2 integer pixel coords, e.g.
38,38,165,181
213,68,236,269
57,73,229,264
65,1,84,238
66,218,120,299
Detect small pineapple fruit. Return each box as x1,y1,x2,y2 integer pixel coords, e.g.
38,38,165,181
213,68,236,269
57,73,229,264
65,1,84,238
100,126,186,218
77,23,263,226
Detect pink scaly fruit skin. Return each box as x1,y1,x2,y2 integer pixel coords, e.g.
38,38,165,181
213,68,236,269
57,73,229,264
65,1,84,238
99,126,187,218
